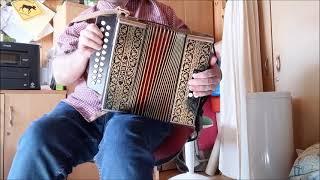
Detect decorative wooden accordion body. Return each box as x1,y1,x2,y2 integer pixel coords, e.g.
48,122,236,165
87,14,214,127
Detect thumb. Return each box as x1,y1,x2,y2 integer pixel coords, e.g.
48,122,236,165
210,55,218,67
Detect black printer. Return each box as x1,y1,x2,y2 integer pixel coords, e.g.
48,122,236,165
0,42,40,90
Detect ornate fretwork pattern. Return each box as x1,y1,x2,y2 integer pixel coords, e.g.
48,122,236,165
104,24,128,110
104,24,145,110
171,37,213,126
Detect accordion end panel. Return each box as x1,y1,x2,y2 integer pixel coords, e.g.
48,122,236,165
170,36,214,127
102,22,146,112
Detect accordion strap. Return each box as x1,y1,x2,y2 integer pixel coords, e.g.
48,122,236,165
71,6,130,24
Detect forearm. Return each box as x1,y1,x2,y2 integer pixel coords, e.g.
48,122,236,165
52,49,89,86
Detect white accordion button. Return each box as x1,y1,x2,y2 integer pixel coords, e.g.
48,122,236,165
105,32,110,37
93,70,98,74
106,25,111,30
102,50,106,55
100,27,105,32
188,93,193,97
103,44,107,49
98,74,102,78
99,68,103,72
101,21,106,26
100,62,104,66
96,52,101,56
91,81,96,85
101,57,106,61
94,64,98,68
97,79,101,84
92,75,97,79
104,38,109,43
95,58,99,63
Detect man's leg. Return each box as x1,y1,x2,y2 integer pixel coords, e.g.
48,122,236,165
95,113,173,180
8,102,105,180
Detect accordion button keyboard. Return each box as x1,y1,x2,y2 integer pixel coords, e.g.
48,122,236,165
99,68,103,73
91,81,96,85
188,93,194,97
97,79,101,84
100,27,105,32
102,50,106,55
100,62,104,66
94,58,99,63
104,38,109,43
92,75,97,79
94,64,98,68
105,32,110,37
101,21,106,26
98,74,102,78
101,57,106,61
93,70,98,74
103,44,107,49
96,52,101,56
106,25,111,30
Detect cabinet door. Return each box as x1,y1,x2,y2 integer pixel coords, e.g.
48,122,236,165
3,92,65,179
270,1,319,149
258,0,275,91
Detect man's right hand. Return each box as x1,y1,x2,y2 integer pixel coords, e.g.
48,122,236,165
78,24,104,59
53,23,104,86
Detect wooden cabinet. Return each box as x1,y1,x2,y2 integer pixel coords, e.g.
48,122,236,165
160,0,214,36
0,90,66,179
259,1,319,149
258,0,275,92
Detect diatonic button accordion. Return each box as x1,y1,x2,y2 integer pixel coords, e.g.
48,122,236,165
87,14,215,127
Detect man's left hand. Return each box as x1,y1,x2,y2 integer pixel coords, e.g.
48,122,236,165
188,55,222,97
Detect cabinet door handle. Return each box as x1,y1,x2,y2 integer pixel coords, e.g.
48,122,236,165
9,106,13,127
275,55,281,72
264,58,269,74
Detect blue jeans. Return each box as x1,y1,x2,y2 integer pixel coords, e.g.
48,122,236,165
8,102,173,180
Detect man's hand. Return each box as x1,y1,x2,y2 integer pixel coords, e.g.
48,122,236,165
53,23,103,85
188,55,222,97
78,24,104,58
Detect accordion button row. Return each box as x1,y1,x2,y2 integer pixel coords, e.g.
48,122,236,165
91,21,112,85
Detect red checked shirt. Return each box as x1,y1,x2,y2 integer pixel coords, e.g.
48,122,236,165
57,0,187,121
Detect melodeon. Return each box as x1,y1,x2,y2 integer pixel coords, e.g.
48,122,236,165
86,14,215,127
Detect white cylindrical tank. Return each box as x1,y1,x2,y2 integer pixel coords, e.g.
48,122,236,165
246,92,294,179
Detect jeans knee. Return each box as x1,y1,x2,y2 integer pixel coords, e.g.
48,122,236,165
106,114,143,138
